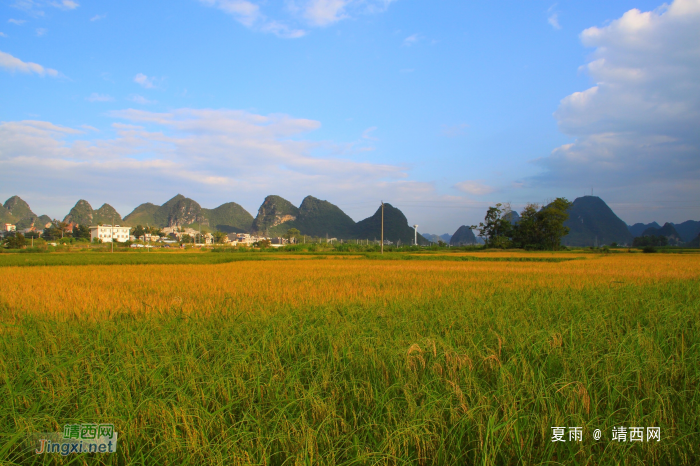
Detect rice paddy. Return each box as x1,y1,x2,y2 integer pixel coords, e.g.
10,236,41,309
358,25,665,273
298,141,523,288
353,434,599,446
0,251,698,464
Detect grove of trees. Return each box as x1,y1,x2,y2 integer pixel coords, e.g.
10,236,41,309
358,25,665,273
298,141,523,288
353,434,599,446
471,198,572,250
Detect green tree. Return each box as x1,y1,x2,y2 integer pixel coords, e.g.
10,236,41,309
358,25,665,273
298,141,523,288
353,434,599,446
633,235,667,248
537,198,572,250
72,224,91,240
4,233,26,249
471,204,513,248
24,230,42,240
213,231,227,244
56,221,70,238
512,203,543,249
42,223,62,240
283,228,301,244
133,225,146,240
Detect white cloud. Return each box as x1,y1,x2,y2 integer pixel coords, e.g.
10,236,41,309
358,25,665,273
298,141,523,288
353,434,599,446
200,0,261,26
454,180,495,196
259,20,306,39
302,0,350,27
402,33,420,46
35,27,47,36
50,0,78,10
128,94,157,105
362,126,378,140
0,49,58,76
133,73,158,89
86,93,114,102
200,0,396,37
8,19,26,25
199,0,306,38
536,0,700,200
547,3,561,29
90,14,106,21
0,109,445,222
0,32,7,37
548,13,561,29
11,0,79,15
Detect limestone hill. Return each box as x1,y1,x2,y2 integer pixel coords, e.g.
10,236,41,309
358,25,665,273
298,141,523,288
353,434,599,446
563,196,633,247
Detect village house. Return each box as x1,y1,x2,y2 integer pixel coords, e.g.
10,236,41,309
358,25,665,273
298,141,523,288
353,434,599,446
90,225,131,243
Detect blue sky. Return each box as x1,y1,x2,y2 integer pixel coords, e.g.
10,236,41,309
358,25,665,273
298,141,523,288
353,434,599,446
1,0,698,234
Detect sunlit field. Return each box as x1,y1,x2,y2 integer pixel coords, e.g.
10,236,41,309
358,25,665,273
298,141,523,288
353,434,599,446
1,252,698,464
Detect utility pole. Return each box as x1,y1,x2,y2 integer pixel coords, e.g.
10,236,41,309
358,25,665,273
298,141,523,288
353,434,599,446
381,201,384,255
111,216,114,253
413,225,418,246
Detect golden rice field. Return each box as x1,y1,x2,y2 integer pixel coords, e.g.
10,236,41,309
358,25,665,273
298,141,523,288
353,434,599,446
0,252,698,465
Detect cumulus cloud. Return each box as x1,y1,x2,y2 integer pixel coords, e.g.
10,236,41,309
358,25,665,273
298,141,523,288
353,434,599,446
0,49,58,76
86,93,114,102
90,14,106,21
536,0,700,200
8,19,26,25
200,0,396,38
0,32,7,37
454,180,495,196
35,27,47,36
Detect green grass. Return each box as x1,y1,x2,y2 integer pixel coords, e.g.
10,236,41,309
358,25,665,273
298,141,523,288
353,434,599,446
0,251,581,268
0,271,698,465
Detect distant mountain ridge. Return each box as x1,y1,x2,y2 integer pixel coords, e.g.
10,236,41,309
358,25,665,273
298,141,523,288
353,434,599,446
123,194,254,232
252,196,429,244
422,233,452,243
665,220,700,243
2,194,428,243
628,220,699,242
563,196,633,246
450,226,477,246
253,196,355,239
2,196,51,230
353,203,430,245
628,222,660,237
64,200,123,226
7,193,696,247
642,223,682,245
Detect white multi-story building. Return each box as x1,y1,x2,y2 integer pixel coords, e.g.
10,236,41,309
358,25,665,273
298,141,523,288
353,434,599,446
3,224,16,232
90,225,131,243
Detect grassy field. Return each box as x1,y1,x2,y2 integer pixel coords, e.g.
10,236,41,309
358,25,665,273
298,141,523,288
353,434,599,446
0,251,698,465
